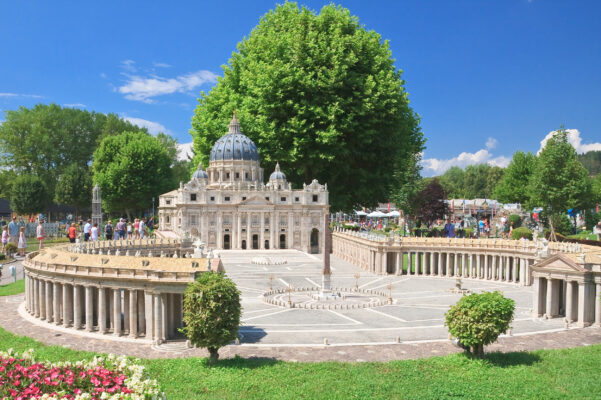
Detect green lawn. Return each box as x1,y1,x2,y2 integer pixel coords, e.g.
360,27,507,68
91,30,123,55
25,237,70,253
0,279,24,296
1,277,599,399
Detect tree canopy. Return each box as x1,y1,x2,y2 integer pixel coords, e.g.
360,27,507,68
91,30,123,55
92,131,173,216
0,104,148,198
438,164,502,199
190,2,424,211
494,151,537,205
578,150,601,176
416,179,448,224
10,174,49,215
54,163,93,214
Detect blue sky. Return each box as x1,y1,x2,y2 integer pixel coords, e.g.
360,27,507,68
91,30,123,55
1,0,600,176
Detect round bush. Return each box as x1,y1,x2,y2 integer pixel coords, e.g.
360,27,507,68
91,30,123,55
511,227,533,240
445,291,515,357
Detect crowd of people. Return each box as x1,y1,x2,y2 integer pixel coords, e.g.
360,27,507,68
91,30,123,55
69,216,155,243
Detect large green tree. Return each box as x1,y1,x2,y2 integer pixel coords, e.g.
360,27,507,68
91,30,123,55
494,151,537,204
156,132,193,185
438,167,465,199
10,174,49,215
0,104,147,197
528,130,591,238
92,131,173,217
190,3,424,211
54,163,93,216
578,150,601,176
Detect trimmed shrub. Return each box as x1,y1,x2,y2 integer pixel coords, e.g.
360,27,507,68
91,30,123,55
4,243,16,256
0,253,5,260
555,213,573,236
505,214,522,232
511,227,533,240
445,291,515,358
181,272,241,364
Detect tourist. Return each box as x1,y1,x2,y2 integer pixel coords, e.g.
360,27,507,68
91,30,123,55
1,226,8,252
594,221,601,241
134,219,140,239
8,216,18,245
478,218,485,237
104,220,114,241
485,219,490,238
68,223,77,243
126,220,133,239
36,220,45,250
509,221,514,237
83,219,91,242
91,223,99,242
116,218,126,239
138,218,146,239
501,214,507,238
17,226,26,256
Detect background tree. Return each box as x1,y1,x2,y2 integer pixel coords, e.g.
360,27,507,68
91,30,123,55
190,2,424,211
10,175,49,215
92,131,173,218
494,151,536,204
0,170,17,199
416,179,448,225
0,104,146,198
438,167,465,199
54,163,93,217
156,132,193,186
445,291,515,358
485,166,504,198
528,130,592,239
462,164,490,199
181,272,241,364
578,150,601,175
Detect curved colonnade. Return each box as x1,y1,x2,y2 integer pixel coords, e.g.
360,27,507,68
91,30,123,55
23,239,221,344
333,228,601,327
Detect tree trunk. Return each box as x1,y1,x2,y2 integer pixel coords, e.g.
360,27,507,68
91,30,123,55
549,216,557,242
208,347,219,364
470,344,484,358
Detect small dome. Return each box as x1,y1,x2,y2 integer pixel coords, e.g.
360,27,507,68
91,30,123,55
191,163,208,180
269,162,286,181
209,112,259,162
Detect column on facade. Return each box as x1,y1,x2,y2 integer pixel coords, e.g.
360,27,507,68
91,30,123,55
269,211,275,249
153,293,162,342
98,287,107,333
287,213,294,249
595,283,601,327
259,211,265,249
129,289,138,338
73,285,82,329
512,257,518,283
113,289,122,336
44,281,53,323
247,212,252,249
533,277,543,317
545,278,554,318
85,286,94,331
216,211,223,249
505,256,511,282
145,291,153,339
237,214,242,249
577,282,592,328
445,252,451,277
39,279,46,320
52,282,61,325
565,280,574,323
62,283,72,327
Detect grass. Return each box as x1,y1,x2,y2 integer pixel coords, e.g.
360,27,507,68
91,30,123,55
25,237,70,253
567,231,599,241
1,277,599,399
0,279,24,296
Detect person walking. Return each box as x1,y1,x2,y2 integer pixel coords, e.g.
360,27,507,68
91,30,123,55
134,219,140,239
36,220,45,250
68,223,77,243
104,220,114,241
8,216,18,245
1,226,8,252
116,218,126,239
91,223,99,242
594,221,601,241
17,226,26,256
126,221,133,239
138,218,146,239
83,219,91,242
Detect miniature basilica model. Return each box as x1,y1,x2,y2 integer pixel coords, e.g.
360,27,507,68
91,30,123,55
158,113,329,253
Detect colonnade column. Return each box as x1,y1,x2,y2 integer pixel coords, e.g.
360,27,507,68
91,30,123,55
63,283,72,327
595,283,601,327
53,282,61,325
73,285,82,329
565,281,573,323
454,253,459,276
33,278,39,317
45,281,53,323
395,252,401,275
129,290,138,338
545,278,554,318
98,287,107,333
85,286,94,331
505,257,510,282
438,253,443,277
153,293,162,343
113,289,121,336
430,252,435,276
39,280,46,320
145,291,153,339
484,255,489,280
512,257,518,283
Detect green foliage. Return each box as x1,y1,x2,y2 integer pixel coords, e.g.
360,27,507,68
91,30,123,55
510,227,532,240
438,166,465,199
191,2,424,211
54,163,93,210
92,131,173,214
584,211,599,231
0,170,17,199
3,243,17,256
505,214,522,232
438,164,501,199
10,174,49,215
181,272,241,364
592,174,601,204
528,129,592,235
0,254,5,260
416,178,448,224
0,104,146,197
577,150,601,175
445,291,515,357
555,213,573,236
494,151,537,205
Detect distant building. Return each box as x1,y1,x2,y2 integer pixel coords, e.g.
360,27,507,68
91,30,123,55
158,113,329,253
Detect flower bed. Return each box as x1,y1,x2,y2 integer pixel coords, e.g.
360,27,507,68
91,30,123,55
0,349,164,399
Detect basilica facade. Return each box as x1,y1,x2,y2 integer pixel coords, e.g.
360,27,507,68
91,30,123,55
158,114,329,253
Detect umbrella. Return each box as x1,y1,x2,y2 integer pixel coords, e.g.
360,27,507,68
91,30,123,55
367,211,385,218
355,210,367,216
387,211,400,217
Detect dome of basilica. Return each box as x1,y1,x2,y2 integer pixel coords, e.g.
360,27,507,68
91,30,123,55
209,113,259,162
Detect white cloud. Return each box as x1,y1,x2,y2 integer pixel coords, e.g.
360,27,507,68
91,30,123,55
177,142,194,161
153,62,171,68
64,103,86,108
485,137,498,150
421,137,511,177
0,92,43,98
118,70,217,103
538,128,601,154
122,116,172,136
121,59,137,73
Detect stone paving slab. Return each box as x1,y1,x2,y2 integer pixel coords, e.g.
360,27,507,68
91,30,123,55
1,295,601,362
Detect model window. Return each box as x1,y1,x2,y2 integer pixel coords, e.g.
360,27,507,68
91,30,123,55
281,197,286,202
166,200,171,205
235,172,240,179
312,194,318,202
210,196,215,201
190,194,197,201
295,197,299,202
242,196,246,201
226,172,230,179
166,216,170,223
225,196,230,201
265,196,270,201
245,172,249,179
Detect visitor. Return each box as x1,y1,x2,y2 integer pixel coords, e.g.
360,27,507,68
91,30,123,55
485,219,490,238
116,218,126,239
8,216,18,245
134,219,140,239
501,214,507,239
449,220,456,238
104,220,114,241
83,219,91,242
594,221,601,241
478,218,485,237
17,226,26,256
91,223,99,242
68,223,77,243
138,218,146,239
509,221,514,237
1,226,8,252
36,220,45,250
127,221,133,239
